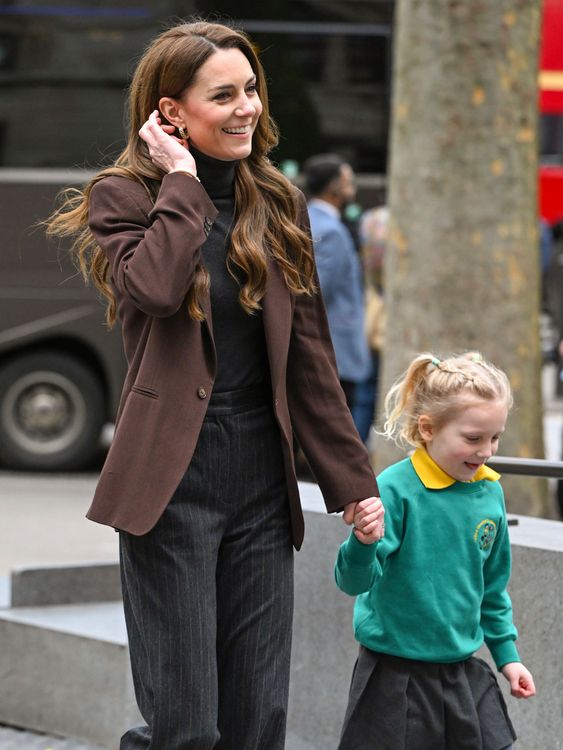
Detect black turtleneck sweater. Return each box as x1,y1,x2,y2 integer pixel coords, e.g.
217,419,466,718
191,146,269,393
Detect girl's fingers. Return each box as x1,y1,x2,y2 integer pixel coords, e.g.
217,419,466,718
362,519,382,534
353,522,384,543
355,503,383,519
356,514,384,531
354,507,384,526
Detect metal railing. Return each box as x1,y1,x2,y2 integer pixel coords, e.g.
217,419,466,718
486,456,563,524
488,456,563,479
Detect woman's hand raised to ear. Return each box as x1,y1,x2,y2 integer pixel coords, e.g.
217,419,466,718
139,110,198,177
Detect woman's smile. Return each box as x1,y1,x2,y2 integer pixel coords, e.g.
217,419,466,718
174,48,262,161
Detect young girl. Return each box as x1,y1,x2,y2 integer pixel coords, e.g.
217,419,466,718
335,352,535,750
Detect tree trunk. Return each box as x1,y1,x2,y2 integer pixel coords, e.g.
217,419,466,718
378,0,549,515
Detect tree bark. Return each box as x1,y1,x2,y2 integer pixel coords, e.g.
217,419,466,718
379,0,549,515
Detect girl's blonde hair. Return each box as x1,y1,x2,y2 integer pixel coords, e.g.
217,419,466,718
46,20,316,326
383,352,513,448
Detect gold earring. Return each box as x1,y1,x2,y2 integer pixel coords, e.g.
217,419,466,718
178,125,188,140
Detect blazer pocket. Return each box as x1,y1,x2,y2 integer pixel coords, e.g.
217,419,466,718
131,384,159,399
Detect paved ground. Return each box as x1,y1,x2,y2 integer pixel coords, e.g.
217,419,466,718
0,725,316,749
0,726,103,750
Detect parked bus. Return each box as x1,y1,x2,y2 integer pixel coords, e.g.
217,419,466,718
0,1,392,470
0,169,127,470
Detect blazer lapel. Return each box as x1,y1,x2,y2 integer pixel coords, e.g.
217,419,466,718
201,287,213,338
263,257,293,394
200,288,217,377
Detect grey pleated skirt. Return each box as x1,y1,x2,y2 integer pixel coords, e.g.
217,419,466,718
337,646,516,750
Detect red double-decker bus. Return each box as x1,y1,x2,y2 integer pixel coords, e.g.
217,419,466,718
539,0,563,229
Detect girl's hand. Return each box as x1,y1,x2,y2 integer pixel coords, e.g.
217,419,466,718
352,497,385,545
501,662,536,698
138,110,197,176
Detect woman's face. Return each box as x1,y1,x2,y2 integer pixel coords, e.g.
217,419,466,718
176,47,263,161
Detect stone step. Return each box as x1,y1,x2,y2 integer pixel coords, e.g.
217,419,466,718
0,600,140,748
0,724,105,750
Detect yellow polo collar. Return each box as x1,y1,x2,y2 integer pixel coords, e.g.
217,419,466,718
411,448,501,489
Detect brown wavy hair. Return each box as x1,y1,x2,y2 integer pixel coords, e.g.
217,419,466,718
47,20,316,325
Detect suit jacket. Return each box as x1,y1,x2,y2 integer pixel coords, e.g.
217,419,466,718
307,202,372,383
87,172,378,549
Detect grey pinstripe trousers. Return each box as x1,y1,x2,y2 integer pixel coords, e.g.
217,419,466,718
119,387,294,749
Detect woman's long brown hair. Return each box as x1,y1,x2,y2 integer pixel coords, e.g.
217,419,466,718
47,20,316,326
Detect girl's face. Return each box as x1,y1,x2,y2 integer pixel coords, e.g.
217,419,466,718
174,47,262,161
419,398,508,482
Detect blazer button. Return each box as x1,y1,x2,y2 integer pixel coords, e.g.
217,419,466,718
197,386,207,399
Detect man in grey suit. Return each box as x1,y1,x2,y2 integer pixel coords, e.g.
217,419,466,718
303,154,372,410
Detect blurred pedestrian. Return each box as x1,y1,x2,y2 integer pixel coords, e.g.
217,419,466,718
303,154,372,411
336,352,535,750
352,206,388,443
47,20,378,750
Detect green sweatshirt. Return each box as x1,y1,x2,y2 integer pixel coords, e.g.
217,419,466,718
335,449,520,670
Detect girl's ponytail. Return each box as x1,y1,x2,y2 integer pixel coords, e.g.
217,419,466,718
383,353,438,446
381,351,512,448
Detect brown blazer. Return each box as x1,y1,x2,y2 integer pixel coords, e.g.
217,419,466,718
87,172,377,549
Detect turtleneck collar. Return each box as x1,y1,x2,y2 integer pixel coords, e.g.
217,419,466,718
189,144,236,199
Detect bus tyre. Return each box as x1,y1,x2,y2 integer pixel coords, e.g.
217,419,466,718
0,351,105,471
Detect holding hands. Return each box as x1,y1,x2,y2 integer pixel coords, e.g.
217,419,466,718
343,497,385,545
501,662,536,699
138,110,197,177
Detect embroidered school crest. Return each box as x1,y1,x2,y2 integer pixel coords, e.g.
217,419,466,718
473,519,497,550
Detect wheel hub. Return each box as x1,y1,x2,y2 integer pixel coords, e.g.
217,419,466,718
18,386,69,435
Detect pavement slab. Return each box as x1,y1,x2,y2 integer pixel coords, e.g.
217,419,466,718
0,725,104,750
0,726,316,750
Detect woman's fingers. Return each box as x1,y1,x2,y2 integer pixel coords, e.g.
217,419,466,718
138,110,194,172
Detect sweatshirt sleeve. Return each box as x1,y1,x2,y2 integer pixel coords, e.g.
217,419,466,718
335,532,383,595
335,476,404,596
481,500,520,669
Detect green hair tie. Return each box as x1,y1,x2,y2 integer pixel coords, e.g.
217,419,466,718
431,357,441,367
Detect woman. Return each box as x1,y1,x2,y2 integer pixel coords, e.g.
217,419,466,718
48,20,378,750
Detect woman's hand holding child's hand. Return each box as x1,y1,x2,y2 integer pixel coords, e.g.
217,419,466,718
351,497,385,545
139,110,197,177
501,662,536,698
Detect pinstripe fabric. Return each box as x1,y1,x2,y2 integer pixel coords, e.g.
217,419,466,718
119,388,294,749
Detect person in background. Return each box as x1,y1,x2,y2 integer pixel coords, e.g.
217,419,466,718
352,205,388,444
303,154,372,412
539,218,554,313
47,21,379,749
335,352,535,750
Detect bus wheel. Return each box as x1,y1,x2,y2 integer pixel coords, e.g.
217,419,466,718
0,351,105,471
